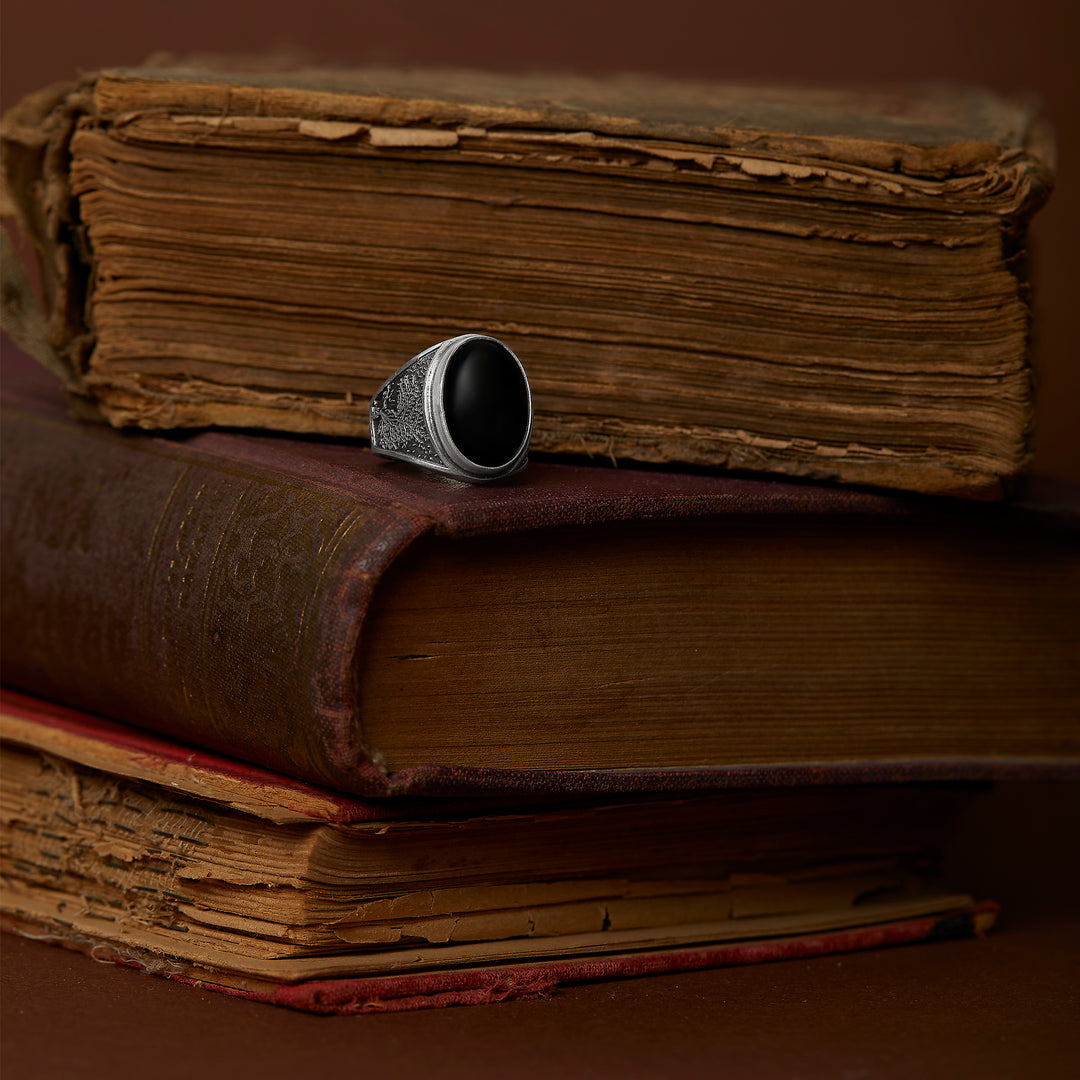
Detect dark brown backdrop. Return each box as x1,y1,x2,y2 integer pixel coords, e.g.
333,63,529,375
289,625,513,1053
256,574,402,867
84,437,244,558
3,0,1077,479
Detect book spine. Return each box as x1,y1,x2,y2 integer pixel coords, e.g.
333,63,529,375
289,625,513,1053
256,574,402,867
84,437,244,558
0,393,418,795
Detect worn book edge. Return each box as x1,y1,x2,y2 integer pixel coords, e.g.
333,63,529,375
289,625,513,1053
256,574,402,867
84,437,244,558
2,900,998,1012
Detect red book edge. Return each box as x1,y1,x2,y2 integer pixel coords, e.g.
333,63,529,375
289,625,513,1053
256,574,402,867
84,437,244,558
4,902,999,1014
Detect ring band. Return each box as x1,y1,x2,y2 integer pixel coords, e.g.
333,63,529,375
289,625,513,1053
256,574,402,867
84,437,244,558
369,334,533,483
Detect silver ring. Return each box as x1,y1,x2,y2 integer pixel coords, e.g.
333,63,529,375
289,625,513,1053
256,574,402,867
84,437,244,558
369,334,532,483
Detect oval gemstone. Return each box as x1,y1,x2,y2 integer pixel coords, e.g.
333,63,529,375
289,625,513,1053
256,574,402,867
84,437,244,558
442,339,530,468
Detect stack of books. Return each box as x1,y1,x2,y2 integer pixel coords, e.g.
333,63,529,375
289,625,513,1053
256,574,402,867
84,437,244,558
2,62,1077,1014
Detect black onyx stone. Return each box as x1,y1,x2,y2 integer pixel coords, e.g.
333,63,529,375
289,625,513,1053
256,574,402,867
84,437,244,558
442,339,530,468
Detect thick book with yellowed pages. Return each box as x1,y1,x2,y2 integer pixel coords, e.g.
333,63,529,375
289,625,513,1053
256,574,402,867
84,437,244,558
1,63,1054,495
0,689,999,1013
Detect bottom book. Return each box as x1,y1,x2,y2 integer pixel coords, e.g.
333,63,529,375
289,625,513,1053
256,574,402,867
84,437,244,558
0,689,997,1014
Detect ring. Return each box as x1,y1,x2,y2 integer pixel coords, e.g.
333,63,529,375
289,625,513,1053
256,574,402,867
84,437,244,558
369,334,533,483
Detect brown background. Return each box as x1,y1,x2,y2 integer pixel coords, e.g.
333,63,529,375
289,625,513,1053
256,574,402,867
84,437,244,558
2,8,1078,1068
2,0,1078,481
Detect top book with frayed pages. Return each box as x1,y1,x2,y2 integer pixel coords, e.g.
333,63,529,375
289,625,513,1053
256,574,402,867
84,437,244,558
1,64,1055,496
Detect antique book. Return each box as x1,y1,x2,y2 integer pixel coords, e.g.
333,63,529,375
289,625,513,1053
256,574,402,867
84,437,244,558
0,63,1055,496
0,689,998,1013
2,345,1078,798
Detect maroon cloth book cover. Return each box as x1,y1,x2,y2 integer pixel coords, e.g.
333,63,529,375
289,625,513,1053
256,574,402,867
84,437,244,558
3,343,1078,796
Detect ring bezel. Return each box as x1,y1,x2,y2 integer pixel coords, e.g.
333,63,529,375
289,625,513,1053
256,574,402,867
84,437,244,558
425,334,532,481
